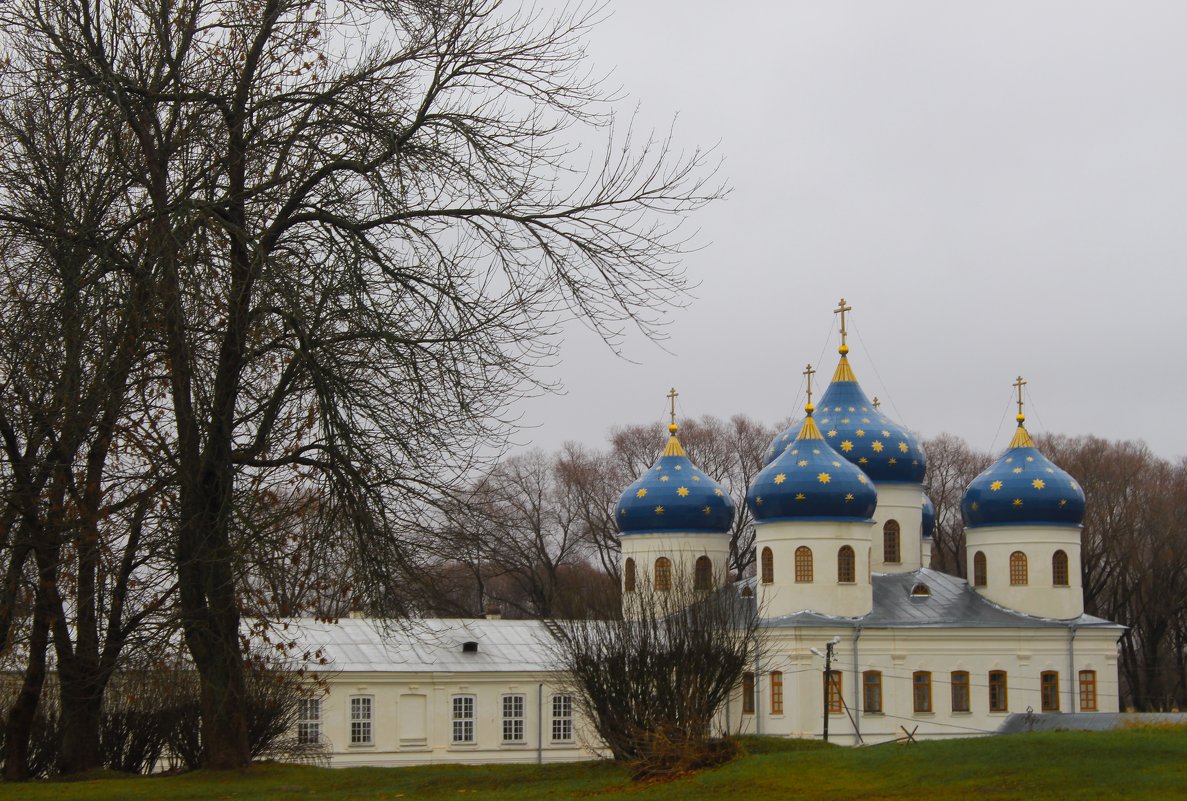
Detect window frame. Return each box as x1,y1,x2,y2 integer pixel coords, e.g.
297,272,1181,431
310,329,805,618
883,520,901,564
1079,670,1098,711
989,670,1008,713
973,551,987,587
1041,671,1060,712
770,670,784,715
452,694,477,744
912,671,933,714
1009,551,1028,586
837,545,856,584
502,693,526,743
795,546,814,583
951,670,971,713
1052,550,1069,587
862,670,883,714
551,694,574,743
694,555,713,591
349,695,374,746
825,670,843,714
297,697,321,745
742,671,755,715
623,557,636,592
654,556,672,591
761,547,774,584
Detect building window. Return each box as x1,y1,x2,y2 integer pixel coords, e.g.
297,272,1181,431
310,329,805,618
837,545,856,583
297,698,321,745
1052,550,1069,587
624,558,636,592
502,694,526,742
452,695,476,743
863,671,882,714
350,696,373,745
654,557,672,591
694,556,713,591
551,694,574,742
1079,670,1098,711
770,671,784,715
795,546,814,583
913,671,932,713
826,670,843,714
973,551,987,587
761,547,774,584
951,671,970,713
1041,671,1060,712
1009,551,1028,585
883,520,901,564
742,672,755,714
989,671,1008,712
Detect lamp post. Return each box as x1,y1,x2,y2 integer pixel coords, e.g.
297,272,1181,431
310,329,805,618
811,636,842,743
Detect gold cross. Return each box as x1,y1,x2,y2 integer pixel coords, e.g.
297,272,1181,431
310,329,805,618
803,364,816,406
834,297,852,347
872,396,881,409
667,387,679,428
1013,376,1027,419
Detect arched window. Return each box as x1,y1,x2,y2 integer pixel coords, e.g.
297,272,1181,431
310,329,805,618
1052,550,1069,587
973,551,987,587
761,547,774,584
837,545,856,583
623,558,636,592
654,557,672,591
795,546,813,583
883,520,901,564
1009,551,1028,586
694,556,713,591
770,671,784,715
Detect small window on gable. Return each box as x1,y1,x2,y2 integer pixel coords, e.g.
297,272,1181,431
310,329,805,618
654,557,672,591
761,547,774,584
1010,551,1028,586
973,551,987,587
1052,550,1069,587
910,582,930,598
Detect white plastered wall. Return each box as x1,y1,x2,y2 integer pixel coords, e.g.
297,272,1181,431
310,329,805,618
754,519,874,618
619,530,732,591
965,524,1084,619
870,483,925,574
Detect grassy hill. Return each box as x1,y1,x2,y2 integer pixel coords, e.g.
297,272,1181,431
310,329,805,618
5,728,1186,801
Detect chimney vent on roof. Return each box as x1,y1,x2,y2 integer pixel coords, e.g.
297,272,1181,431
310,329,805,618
462,641,479,653
484,606,502,620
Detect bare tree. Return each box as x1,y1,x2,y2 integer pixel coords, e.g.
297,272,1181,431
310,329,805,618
922,433,991,577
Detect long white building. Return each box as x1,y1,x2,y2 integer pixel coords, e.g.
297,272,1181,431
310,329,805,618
287,305,1121,764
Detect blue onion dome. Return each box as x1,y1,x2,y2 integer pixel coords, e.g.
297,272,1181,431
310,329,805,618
764,347,927,484
962,416,1085,528
922,494,936,539
616,424,735,535
747,403,877,522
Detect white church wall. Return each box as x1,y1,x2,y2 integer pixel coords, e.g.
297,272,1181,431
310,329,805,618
755,519,874,618
619,530,732,592
870,484,925,574
966,524,1084,619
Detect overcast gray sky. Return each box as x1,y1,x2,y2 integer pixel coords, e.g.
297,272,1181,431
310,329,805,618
509,1,1187,461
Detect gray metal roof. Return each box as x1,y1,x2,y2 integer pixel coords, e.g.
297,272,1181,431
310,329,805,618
268,617,557,673
761,568,1122,630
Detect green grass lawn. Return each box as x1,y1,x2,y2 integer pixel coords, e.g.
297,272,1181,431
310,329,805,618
5,729,1187,801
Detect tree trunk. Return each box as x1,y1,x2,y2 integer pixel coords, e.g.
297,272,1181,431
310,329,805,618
56,666,104,774
3,586,51,780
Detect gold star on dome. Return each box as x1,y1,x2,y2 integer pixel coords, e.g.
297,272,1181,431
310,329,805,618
715,488,723,496
828,430,838,437
832,461,841,467
795,493,806,501
791,449,799,455
756,497,763,505
1012,467,1023,474
692,475,701,482
820,419,830,425
856,429,866,437
636,488,647,498
845,493,854,501
857,475,868,484
841,440,854,452
1032,479,1045,490
849,406,856,412
862,417,871,423
1059,499,1068,508
1070,481,1080,491
1013,499,1023,507
818,472,832,484
899,442,909,453
655,506,665,514
990,480,1003,491
841,418,850,424
872,441,884,453
1006,457,1013,463
888,458,897,465
858,457,869,464
798,459,808,467
674,465,682,470
677,486,690,497
774,473,787,485
1046,468,1054,473
881,430,890,438
781,434,789,442
971,501,979,510
660,475,670,482
703,506,712,515
619,508,626,516
1025,457,1034,462
812,449,821,455
834,406,841,412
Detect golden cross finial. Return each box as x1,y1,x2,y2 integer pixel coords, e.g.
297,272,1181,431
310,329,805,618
1013,376,1027,422
834,297,853,350
803,364,816,408
667,387,679,431
872,396,881,410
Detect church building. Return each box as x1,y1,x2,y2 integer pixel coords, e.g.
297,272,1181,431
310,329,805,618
285,301,1121,764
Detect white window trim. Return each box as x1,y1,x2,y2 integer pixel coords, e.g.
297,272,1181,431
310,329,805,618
452,694,477,746
551,694,574,743
501,693,526,744
297,697,321,745
349,695,374,747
